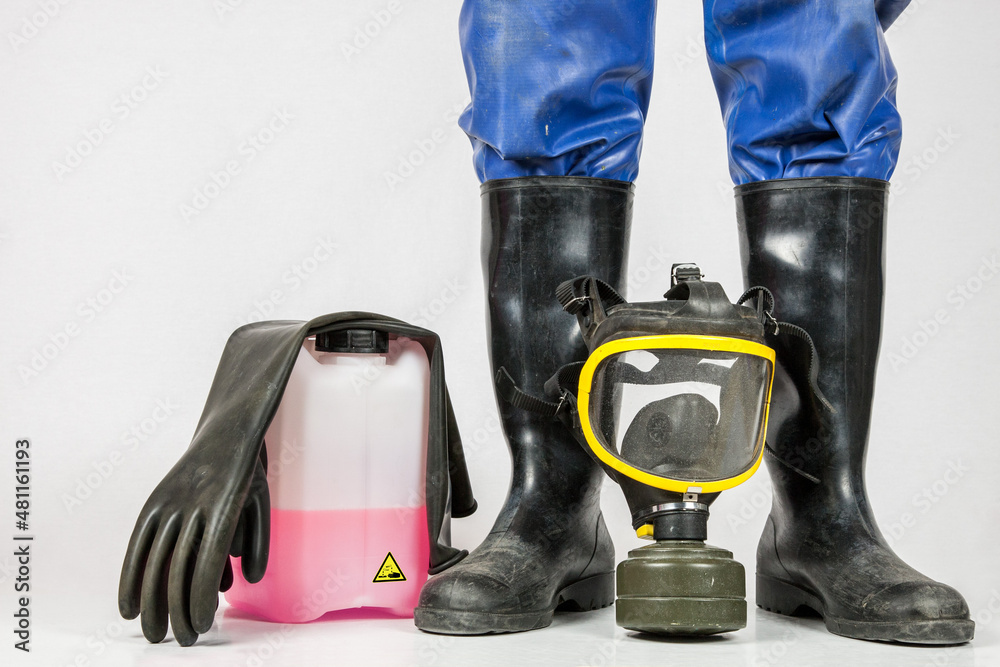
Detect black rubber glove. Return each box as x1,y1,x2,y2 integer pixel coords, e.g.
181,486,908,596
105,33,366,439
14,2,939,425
118,446,269,646
116,323,299,646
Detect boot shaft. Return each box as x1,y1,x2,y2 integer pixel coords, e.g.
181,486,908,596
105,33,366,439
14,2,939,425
736,177,888,482
481,176,632,527
482,176,633,394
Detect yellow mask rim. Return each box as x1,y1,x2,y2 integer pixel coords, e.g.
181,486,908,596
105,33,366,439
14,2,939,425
577,334,776,493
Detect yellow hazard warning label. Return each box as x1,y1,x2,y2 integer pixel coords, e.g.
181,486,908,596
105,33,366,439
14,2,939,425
373,552,406,583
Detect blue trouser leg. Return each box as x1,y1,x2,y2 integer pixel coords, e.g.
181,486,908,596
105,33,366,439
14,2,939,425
458,0,657,182
874,0,912,30
704,0,911,184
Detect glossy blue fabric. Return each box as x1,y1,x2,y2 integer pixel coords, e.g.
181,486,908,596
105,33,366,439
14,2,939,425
705,0,909,184
459,0,911,185
875,0,912,30
458,0,656,182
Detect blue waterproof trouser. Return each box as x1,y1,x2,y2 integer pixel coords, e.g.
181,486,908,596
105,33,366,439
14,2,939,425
458,0,912,184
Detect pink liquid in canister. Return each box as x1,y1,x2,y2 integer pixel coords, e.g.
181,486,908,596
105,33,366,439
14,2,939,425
224,336,431,622
227,507,429,622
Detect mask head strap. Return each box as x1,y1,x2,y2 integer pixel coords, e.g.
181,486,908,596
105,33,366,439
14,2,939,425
556,276,626,344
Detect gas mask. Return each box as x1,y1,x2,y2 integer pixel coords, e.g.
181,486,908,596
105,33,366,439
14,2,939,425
498,263,778,635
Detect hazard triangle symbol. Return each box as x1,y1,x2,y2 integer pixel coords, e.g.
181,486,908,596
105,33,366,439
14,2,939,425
373,552,406,582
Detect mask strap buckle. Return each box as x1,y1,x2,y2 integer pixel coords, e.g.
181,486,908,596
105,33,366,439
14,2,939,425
560,295,590,315
737,285,779,334
492,364,587,442
737,286,834,414
556,276,627,341
671,263,704,287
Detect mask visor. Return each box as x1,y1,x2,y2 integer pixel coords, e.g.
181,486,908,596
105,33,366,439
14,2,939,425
579,335,774,493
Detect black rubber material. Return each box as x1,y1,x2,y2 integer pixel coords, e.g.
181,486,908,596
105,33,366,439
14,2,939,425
757,574,975,645
414,572,615,635
736,177,974,645
414,176,631,634
119,314,477,646
652,509,708,541
552,268,764,525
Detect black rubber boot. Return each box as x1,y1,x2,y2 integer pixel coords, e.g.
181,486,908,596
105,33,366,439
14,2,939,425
414,176,631,634
736,177,974,644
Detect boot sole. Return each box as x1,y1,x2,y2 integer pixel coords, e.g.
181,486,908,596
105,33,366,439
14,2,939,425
413,572,615,635
757,573,975,645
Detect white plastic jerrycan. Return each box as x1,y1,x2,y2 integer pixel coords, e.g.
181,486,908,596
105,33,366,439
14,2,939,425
225,329,431,622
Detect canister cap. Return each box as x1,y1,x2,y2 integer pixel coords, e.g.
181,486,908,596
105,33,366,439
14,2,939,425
314,329,389,353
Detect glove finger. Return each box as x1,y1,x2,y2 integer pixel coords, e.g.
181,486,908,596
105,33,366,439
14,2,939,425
167,514,203,647
219,557,234,593
190,510,236,634
239,477,270,584
229,515,245,558
118,510,159,619
139,513,181,643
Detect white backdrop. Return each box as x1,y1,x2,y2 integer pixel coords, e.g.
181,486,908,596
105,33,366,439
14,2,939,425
2,1,998,666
